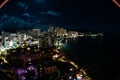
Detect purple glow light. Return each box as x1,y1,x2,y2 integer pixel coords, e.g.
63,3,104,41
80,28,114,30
16,68,27,75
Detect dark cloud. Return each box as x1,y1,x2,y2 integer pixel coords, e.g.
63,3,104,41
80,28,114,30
36,0,44,3
0,0,120,33
39,10,61,17
17,2,29,10
22,13,31,17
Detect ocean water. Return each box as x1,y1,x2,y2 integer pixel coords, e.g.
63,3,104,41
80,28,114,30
62,34,120,80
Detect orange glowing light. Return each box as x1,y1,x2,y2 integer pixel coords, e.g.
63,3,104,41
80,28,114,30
27,47,31,51
0,0,9,8
112,0,120,8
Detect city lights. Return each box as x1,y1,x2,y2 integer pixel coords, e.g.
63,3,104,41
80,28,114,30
0,27,100,80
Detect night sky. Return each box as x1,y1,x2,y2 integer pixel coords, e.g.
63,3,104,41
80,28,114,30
0,0,120,33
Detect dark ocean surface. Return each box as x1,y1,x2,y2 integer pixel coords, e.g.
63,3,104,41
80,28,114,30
62,33,120,80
